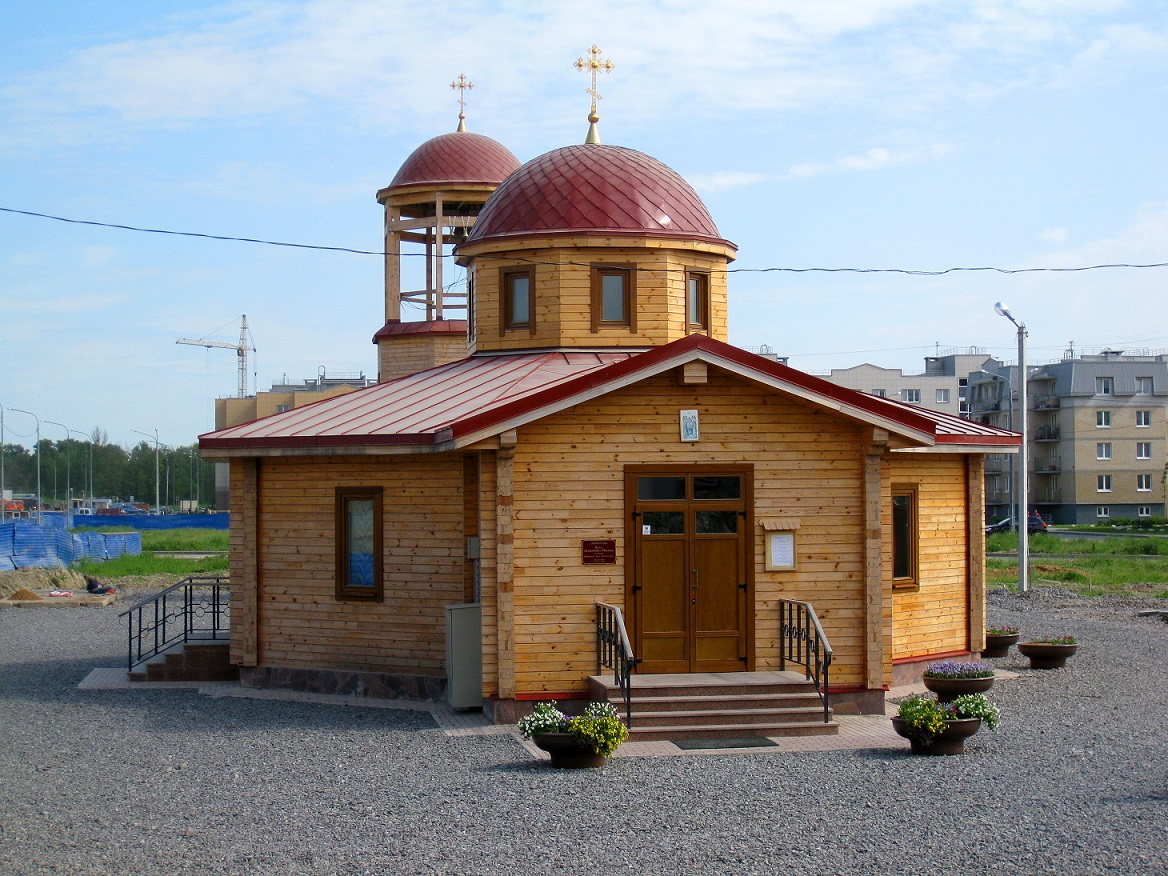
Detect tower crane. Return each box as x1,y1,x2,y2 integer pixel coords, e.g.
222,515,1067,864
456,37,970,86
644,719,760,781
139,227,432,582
177,315,255,398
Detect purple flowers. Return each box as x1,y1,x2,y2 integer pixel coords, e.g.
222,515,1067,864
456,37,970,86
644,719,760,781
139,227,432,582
922,659,996,679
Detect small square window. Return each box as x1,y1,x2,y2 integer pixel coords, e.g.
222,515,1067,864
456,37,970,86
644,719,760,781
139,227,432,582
591,265,636,331
1097,442,1112,460
1138,506,1152,518
1096,506,1110,518
1096,377,1113,396
275,404,291,414
685,271,709,333
936,388,950,404
1097,475,1112,492
501,267,534,332
901,389,921,403
1137,410,1152,427
1137,442,1152,460
871,389,886,398
1137,474,1153,491
335,487,383,602
1136,377,1153,395
1097,410,1111,428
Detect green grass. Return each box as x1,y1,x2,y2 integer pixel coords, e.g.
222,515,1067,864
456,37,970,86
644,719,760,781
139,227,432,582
987,556,1168,597
72,527,228,552
76,551,229,578
987,531,1168,556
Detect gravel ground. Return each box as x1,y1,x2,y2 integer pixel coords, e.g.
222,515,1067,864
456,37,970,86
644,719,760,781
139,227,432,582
2,588,1168,876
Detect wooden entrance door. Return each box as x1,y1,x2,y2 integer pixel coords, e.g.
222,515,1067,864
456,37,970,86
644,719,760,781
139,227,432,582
627,467,751,673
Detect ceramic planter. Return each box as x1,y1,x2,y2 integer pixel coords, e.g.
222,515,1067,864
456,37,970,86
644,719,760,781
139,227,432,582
1017,641,1078,669
532,732,606,768
982,632,1020,659
892,716,982,756
921,674,995,702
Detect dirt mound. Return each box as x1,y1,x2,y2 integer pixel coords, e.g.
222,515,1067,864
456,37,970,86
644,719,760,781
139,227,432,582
0,568,88,598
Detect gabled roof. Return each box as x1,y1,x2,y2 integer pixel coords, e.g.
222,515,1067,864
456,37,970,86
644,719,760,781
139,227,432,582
200,334,1019,457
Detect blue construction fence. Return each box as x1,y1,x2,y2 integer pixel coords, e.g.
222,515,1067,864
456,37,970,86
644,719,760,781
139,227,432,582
69,512,229,531
0,521,142,571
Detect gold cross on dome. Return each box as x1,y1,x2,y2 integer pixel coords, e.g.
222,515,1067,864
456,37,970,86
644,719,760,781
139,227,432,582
574,45,614,122
451,73,474,131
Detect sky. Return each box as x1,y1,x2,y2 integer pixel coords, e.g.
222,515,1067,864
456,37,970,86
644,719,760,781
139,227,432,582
2,0,1166,451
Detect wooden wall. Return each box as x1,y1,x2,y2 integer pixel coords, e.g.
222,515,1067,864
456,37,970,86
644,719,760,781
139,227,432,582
887,453,971,660
506,367,878,694
251,455,465,675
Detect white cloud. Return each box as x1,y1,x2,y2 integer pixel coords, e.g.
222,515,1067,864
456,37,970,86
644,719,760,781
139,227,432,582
787,143,954,178
1037,227,1069,245
688,171,770,194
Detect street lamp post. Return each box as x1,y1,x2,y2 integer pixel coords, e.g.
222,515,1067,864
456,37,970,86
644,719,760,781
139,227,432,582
45,421,71,527
68,430,91,504
995,302,1029,594
0,402,6,523
10,408,42,524
133,429,161,514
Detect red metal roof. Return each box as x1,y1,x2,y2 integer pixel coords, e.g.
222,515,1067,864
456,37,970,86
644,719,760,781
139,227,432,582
200,335,1019,455
372,319,467,341
463,144,735,249
386,132,520,192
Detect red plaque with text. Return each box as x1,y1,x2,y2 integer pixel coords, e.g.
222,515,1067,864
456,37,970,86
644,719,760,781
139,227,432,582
582,540,617,564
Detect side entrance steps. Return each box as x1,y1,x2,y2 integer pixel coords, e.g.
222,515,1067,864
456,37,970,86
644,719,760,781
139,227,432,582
128,639,239,683
587,670,838,741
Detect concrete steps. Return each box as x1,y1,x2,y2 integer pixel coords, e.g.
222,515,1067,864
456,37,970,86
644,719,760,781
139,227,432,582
588,671,838,741
128,639,237,683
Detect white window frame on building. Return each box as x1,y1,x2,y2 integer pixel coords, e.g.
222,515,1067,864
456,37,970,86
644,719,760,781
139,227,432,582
1136,377,1154,395
1138,506,1152,518
936,388,950,404
1137,410,1152,427
901,388,921,403
1137,442,1152,460
1097,442,1112,460
871,389,886,398
1097,506,1111,518
1097,410,1111,428
1097,474,1112,492
1137,474,1153,492
1096,377,1114,396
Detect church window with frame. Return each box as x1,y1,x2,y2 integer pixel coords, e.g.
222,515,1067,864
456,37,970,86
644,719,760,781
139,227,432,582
685,270,709,333
335,487,383,602
590,265,636,331
500,267,534,333
466,273,476,342
891,485,918,590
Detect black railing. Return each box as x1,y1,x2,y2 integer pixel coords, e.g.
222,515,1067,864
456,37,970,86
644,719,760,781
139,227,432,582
778,598,833,723
119,575,230,671
596,602,634,727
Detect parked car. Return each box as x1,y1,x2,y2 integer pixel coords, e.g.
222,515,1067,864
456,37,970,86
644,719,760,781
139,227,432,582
985,512,1048,535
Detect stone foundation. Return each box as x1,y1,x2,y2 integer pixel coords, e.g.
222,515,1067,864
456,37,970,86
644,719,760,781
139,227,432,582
240,666,446,702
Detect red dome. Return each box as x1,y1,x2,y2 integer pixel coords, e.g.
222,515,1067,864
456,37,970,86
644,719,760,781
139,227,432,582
388,131,520,191
463,144,733,248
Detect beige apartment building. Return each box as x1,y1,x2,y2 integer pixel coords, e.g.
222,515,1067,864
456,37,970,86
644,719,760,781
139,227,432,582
821,349,993,416
970,349,1167,524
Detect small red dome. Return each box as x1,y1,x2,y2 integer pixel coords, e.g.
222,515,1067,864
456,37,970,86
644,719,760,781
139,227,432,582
387,131,520,191
463,144,733,248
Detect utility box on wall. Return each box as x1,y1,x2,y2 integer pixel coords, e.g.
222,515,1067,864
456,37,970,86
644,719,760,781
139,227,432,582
445,602,483,709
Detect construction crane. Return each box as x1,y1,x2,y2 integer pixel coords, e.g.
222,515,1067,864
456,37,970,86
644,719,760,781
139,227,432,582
177,315,255,398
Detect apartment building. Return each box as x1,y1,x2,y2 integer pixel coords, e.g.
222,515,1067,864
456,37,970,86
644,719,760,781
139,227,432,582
821,348,993,416
970,349,1167,524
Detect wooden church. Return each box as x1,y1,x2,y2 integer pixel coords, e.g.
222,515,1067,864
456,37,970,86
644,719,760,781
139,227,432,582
200,60,1018,733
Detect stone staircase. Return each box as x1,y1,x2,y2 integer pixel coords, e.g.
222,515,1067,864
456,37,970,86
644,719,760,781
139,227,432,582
587,670,838,741
128,639,238,683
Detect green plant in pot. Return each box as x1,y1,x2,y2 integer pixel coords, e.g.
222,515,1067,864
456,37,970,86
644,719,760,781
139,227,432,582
892,692,1000,755
1017,635,1078,669
518,701,629,768
921,659,996,701
983,625,1020,658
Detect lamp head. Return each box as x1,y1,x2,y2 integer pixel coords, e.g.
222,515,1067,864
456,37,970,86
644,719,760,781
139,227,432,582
994,301,1010,318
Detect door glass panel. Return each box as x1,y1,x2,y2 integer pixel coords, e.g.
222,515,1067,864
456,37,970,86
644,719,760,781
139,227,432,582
641,511,684,534
638,477,686,500
696,510,738,534
694,476,740,500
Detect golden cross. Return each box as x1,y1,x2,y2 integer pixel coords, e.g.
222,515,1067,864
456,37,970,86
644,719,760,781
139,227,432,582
574,45,613,123
450,74,474,129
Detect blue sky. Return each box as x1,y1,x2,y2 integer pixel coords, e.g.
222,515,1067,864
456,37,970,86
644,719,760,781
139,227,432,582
2,1,1166,450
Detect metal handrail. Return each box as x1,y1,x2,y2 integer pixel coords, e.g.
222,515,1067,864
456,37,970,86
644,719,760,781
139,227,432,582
595,602,634,727
118,575,230,670
778,598,833,722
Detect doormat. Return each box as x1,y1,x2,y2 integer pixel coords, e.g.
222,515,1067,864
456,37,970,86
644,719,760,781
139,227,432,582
672,736,778,750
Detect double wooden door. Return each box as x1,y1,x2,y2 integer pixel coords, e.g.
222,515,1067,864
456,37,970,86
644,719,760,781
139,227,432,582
627,467,751,673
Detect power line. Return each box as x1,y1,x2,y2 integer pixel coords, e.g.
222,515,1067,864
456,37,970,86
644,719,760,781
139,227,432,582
3,205,1168,276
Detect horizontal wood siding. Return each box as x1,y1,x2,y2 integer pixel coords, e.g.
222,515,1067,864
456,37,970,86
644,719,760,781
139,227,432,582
889,453,971,659
509,368,872,695
255,456,464,675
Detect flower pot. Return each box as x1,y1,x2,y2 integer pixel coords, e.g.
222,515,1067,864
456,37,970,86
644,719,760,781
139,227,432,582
891,716,982,756
922,674,995,702
1017,642,1078,669
982,633,1019,658
532,732,606,768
